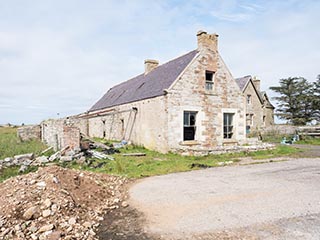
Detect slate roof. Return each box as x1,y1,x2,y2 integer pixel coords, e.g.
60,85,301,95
235,75,252,91
89,50,198,112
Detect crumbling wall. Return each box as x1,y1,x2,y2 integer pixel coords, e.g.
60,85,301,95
17,125,41,141
261,124,297,135
41,117,88,151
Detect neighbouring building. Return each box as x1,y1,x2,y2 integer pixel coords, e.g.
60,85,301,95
85,31,249,153
235,75,274,133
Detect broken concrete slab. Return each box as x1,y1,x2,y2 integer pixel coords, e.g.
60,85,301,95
60,156,73,162
14,153,34,161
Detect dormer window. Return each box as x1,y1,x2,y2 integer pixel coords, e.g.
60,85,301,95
205,71,214,91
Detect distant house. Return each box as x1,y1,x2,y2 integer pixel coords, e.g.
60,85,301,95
235,75,274,133
85,30,249,153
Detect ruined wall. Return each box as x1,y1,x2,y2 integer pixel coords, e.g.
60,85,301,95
243,81,263,131
41,117,88,150
261,124,297,135
88,96,169,153
263,106,274,128
167,48,246,152
17,125,41,141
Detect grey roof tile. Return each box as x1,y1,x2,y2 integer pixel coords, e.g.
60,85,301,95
235,75,252,91
90,50,198,112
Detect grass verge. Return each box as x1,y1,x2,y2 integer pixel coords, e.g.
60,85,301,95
0,128,304,181
296,137,320,145
67,143,301,178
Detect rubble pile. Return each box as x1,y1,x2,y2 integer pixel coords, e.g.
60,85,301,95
0,138,126,172
0,166,129,240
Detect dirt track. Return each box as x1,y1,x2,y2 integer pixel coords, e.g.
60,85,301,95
129,157,320,239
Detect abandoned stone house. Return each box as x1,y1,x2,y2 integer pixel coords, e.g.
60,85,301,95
84,30,253,153
235,75,274,133
39,30,274,153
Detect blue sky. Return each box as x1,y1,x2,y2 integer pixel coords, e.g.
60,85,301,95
0,0,319,124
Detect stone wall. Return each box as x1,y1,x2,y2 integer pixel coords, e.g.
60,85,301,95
88,96,168,153
243,81,264,131
17,125,41,141
261,124,297,135
166,46,246,152
263,106,274,128
41,117,88,151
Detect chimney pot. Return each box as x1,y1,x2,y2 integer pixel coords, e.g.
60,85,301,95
144,59,159,75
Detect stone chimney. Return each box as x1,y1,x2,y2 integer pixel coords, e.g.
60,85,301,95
197,30,219,52
252,76,261,91
144,59,159,75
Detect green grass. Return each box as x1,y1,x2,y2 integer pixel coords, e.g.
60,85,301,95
296,137,320,145
0,127,47,159
0,166,38,183
66,143,302,178
0,128,304,181
0,127,47,182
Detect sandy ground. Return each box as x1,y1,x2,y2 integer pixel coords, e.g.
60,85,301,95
129,158,320,239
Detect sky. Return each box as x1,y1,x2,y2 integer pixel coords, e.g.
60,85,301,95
0,0,319,125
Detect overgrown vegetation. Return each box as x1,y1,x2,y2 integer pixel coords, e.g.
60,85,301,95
67,143,301,178
0,127,46,182
0,127,304,181
0,127,47,159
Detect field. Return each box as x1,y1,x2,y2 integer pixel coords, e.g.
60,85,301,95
0,127,47,159
0,127,303,181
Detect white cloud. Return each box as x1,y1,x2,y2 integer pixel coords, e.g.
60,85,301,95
0,0,319,124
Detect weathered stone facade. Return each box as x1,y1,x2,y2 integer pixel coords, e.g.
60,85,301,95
86,31,247,153
41,117,88,151
244,80,264,131
87,96,168,152
236,76,274,133
17,125,41,141
166,34,246,152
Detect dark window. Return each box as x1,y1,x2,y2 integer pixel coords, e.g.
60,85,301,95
120,119,124,137
102,120,106,138
247,95,252,104
205,71,214,91
184,111,197,141
223,113,234,139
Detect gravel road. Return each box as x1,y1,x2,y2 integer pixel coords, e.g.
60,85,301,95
129,158,320,239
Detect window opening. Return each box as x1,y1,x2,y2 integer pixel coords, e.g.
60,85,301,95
183,111,197,141
205,71,214,91
247,95,252,104
224,113,234,139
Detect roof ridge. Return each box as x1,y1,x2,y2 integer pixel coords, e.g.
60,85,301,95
89,49,198,112
109,49,198,90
